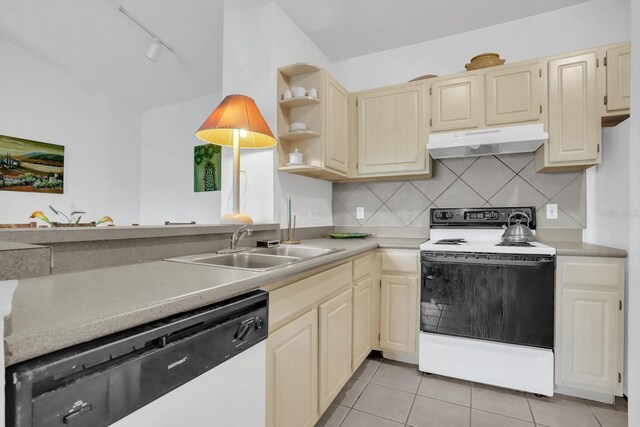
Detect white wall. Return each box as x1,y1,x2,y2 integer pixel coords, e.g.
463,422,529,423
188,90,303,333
627,0,640,422
0,39,141,226
139,93,222,225
220,0,333,227
331,0,630,92
584,121,631,249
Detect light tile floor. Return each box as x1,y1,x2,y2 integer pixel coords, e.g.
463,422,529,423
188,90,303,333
316,353,628,427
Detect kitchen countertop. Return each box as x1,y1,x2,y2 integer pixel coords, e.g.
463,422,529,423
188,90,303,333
541,241,628,258
5,237,424,366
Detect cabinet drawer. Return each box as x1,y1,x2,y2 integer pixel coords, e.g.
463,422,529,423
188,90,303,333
561,257,624,291
269,263,352,332
353,253,374,281
380,251,419,274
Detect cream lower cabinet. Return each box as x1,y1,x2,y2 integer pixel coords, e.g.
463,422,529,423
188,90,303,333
267,309,318,427
555,256,625,398
319,289,353,413
352,253,377,370
265,255,378,427
356,81,430,176
379,250,420,358
352,277,373,369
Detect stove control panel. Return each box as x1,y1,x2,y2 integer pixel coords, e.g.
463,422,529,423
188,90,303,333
430,207,536,229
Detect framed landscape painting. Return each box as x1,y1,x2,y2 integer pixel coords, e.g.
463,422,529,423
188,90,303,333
0,134,64,194
194,143,221,192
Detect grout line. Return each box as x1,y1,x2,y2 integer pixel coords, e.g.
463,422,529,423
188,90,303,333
587,404,605,427
407,204,431,227
337,407,353,427
545,172,582,201
404,391,419,426
556,205,584,228
365,181,404,205
525,394,538,425
494,154,534,174
407,178,437,204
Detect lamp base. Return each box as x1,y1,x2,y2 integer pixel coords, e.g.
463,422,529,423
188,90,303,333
221,213,254,224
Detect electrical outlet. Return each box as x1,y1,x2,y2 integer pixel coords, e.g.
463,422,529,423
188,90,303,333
546,203,558,220
356,207,364,219
308,207,319,220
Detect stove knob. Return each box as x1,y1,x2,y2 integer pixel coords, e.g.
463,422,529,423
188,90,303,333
254,316,264,330
235,323,252,341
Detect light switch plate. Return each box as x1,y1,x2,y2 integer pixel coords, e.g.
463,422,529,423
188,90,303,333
356,207,364,219
546,203,558,220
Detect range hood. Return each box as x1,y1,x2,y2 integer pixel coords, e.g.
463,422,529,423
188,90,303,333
427,124,548,159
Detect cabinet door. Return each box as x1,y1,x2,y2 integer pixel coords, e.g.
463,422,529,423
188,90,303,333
325,75,350,174
267,309,318,427
547,53,600,164
431,75,480,131
319,289,353,413
352,277,373,370
606,45,631,112
485,62,542,125
560,289,620,392
357,82,427,175
380,275,418,354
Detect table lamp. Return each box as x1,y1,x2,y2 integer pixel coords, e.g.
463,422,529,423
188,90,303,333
196,95,277,224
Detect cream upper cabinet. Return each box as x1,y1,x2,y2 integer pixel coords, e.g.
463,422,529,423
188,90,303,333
430,75,480,132
540,52,600,169
380,275,418,354
605,45,631,112
267,309,318,427
352,277,373,370
357,81,429,175
318,289,353,413
325,75,350,174
484,62,543,125
555,257,625,396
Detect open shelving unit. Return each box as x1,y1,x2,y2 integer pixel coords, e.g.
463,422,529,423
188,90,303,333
276,63,348,181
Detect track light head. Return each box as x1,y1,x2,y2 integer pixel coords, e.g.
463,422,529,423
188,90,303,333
146,39,163,62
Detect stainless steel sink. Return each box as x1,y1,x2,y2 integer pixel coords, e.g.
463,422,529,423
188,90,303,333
181,253,299,270
166,246,343,271
252,246,339,259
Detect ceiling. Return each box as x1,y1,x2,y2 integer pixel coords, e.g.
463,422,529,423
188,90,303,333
274,0,594,61
0,0,223,111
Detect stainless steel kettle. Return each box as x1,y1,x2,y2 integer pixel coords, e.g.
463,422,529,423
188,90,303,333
501,212,536,243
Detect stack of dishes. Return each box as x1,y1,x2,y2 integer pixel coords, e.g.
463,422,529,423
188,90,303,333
289,122,307,132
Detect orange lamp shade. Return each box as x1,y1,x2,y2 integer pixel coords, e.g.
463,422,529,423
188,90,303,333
195,94,277,149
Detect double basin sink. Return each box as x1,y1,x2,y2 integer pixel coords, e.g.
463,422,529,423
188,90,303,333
167,246,344,271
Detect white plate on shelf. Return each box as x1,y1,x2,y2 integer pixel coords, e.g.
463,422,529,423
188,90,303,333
286,162,306,167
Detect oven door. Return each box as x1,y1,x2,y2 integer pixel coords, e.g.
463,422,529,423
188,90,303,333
421,251,555,349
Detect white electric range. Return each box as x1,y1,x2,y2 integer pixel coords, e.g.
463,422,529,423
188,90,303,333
419,207,557,396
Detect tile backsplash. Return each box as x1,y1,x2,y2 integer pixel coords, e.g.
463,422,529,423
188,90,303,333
333,153,586,229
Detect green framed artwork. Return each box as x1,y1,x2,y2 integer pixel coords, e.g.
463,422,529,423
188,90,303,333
0,134,64,194
194,143,221,192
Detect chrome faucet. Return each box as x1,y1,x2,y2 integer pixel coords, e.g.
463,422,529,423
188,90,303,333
230,225,253,250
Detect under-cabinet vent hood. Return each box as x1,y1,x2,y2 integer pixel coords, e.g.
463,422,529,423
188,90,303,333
427,124,548,159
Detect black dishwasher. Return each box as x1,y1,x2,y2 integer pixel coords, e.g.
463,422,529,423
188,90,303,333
6,290,268,427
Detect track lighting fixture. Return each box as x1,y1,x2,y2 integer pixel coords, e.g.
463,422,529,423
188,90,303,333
118,6,173,63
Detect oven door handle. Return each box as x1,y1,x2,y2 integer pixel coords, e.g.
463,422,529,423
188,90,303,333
422,256,555,267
